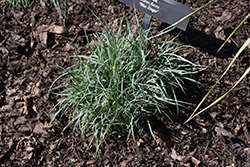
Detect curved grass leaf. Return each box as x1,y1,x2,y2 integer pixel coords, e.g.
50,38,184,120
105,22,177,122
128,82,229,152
217,13,250,52
184,37,250,124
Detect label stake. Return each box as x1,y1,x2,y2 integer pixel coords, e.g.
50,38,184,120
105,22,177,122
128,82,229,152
142,13,152,30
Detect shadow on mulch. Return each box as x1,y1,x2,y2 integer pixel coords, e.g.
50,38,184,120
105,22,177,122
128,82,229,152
158,23,240,59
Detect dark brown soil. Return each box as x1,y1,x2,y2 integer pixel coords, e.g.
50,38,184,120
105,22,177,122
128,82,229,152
1,0,250,166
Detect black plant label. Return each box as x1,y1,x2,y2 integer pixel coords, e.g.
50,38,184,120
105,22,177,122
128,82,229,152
119,0,192,31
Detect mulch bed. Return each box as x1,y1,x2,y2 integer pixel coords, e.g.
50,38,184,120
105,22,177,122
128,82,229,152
1,0,250,166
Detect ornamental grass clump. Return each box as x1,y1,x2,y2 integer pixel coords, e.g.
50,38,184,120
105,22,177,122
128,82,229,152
50,17,202,151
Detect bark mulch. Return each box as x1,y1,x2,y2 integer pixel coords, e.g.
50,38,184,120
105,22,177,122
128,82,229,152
1,0,250,166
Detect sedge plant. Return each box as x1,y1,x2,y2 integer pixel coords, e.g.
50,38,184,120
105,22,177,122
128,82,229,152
49,15,203,152
162,0,250,123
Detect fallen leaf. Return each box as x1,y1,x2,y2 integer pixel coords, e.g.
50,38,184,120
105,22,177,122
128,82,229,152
43,25,68,35
11,10,23,21
214,26,226,40
63,43,74,51
191,156,201,167
170,148,185,161
216,9,232,22
32,86,40,97
33,122,48,134
86,160,95,165
23,152,33,160
26,146,34,152
18,125,30,132
215,127,234,138
0,105,13,112
10,34,27,46
6,88,17,96
209,112,217,119
14,116,27,126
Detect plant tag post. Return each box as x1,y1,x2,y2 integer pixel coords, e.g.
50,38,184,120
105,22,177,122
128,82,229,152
119,0,193,31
